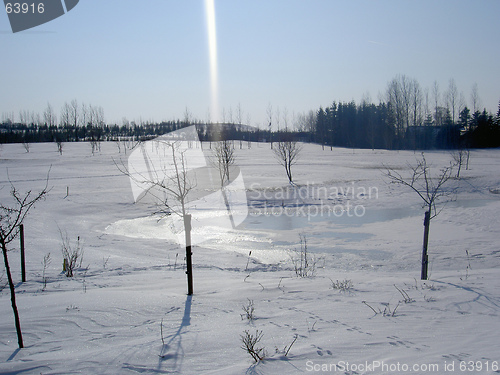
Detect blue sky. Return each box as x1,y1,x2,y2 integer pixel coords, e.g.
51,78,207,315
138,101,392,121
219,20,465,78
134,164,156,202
1,0,499,127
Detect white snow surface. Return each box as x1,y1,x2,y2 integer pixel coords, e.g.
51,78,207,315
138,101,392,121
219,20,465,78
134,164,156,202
1,142,499,374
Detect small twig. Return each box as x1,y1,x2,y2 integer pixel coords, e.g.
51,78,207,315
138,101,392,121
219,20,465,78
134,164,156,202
82,266,89,293
102,256,110,269
362,301,379,315
245,251,252,271
284,334,298,357
309,320,317,332
394,284,413,303
160,318,165,345
391,302,400,317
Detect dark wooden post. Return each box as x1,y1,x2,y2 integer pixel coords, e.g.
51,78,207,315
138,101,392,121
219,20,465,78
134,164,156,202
20,224,26,283
421,211,430,280
184,214,193,295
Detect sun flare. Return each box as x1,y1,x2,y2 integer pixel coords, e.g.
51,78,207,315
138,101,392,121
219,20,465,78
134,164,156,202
205,0,218,123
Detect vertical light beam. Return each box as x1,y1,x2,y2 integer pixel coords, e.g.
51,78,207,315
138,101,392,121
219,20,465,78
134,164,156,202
205,0,219,123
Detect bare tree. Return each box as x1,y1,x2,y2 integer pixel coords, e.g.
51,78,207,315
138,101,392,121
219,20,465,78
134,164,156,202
423,87,431,119
81,102,88,128
1,111,15,124
18,110,29,127
58,102,74,153
118,136,196,295
88,105,105,154
213,138,235,187
70,99,79,129
296,110,316,133
275,105,281,132
385,153,457,279
183,107,192,126
273,133,302,184
387,74,414,145
432,81,442,126
266,103,273,148
60,102,71,127
452,149,470,178
445,78,459,124
470,83,482,114
18,111,31,152
236,102,243,126
96,106,105,135
283,106,289,131
1,181,48,348
33,112,42,127
221,107,226,124
43,102,57,127
56,140,64,155
410,79,423,127
88,104,95,127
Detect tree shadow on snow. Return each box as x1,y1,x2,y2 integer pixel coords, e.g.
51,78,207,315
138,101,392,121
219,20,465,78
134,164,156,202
157,295,192,373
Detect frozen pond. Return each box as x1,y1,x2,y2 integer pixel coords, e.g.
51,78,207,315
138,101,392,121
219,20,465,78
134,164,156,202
241,205,420,231
240,198,492,232
107,197,496,263
234,198,495,257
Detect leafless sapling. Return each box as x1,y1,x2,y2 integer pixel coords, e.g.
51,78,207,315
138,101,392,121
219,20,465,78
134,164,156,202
41,252,51,291
385,153,457,279
273,132,302,184
452,148,470,178
56,140,64,155
0,181,48,348
117,138,196,295
22,141,30,153
212,138,235,187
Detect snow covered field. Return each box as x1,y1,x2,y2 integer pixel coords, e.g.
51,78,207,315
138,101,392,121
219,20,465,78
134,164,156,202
1,141,499,374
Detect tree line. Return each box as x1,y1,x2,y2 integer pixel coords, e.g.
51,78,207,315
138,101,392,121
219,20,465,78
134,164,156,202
310,76,500,149
1,76,499,149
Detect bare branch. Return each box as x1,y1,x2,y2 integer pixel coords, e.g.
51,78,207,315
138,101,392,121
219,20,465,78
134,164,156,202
385,153,458,217
1,169,50,244
115,139,196,219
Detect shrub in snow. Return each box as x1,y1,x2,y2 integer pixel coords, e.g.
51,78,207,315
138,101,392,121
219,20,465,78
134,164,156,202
362,301,400,317
241,299,256,321
60,232,84,277
41,253,51,291
290,234,318,278
240,329,266,362
330,278,354,292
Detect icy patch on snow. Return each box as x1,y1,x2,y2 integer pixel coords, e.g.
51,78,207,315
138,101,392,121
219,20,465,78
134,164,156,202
200,229,291,264
105,215,290,264
106,215,177,241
